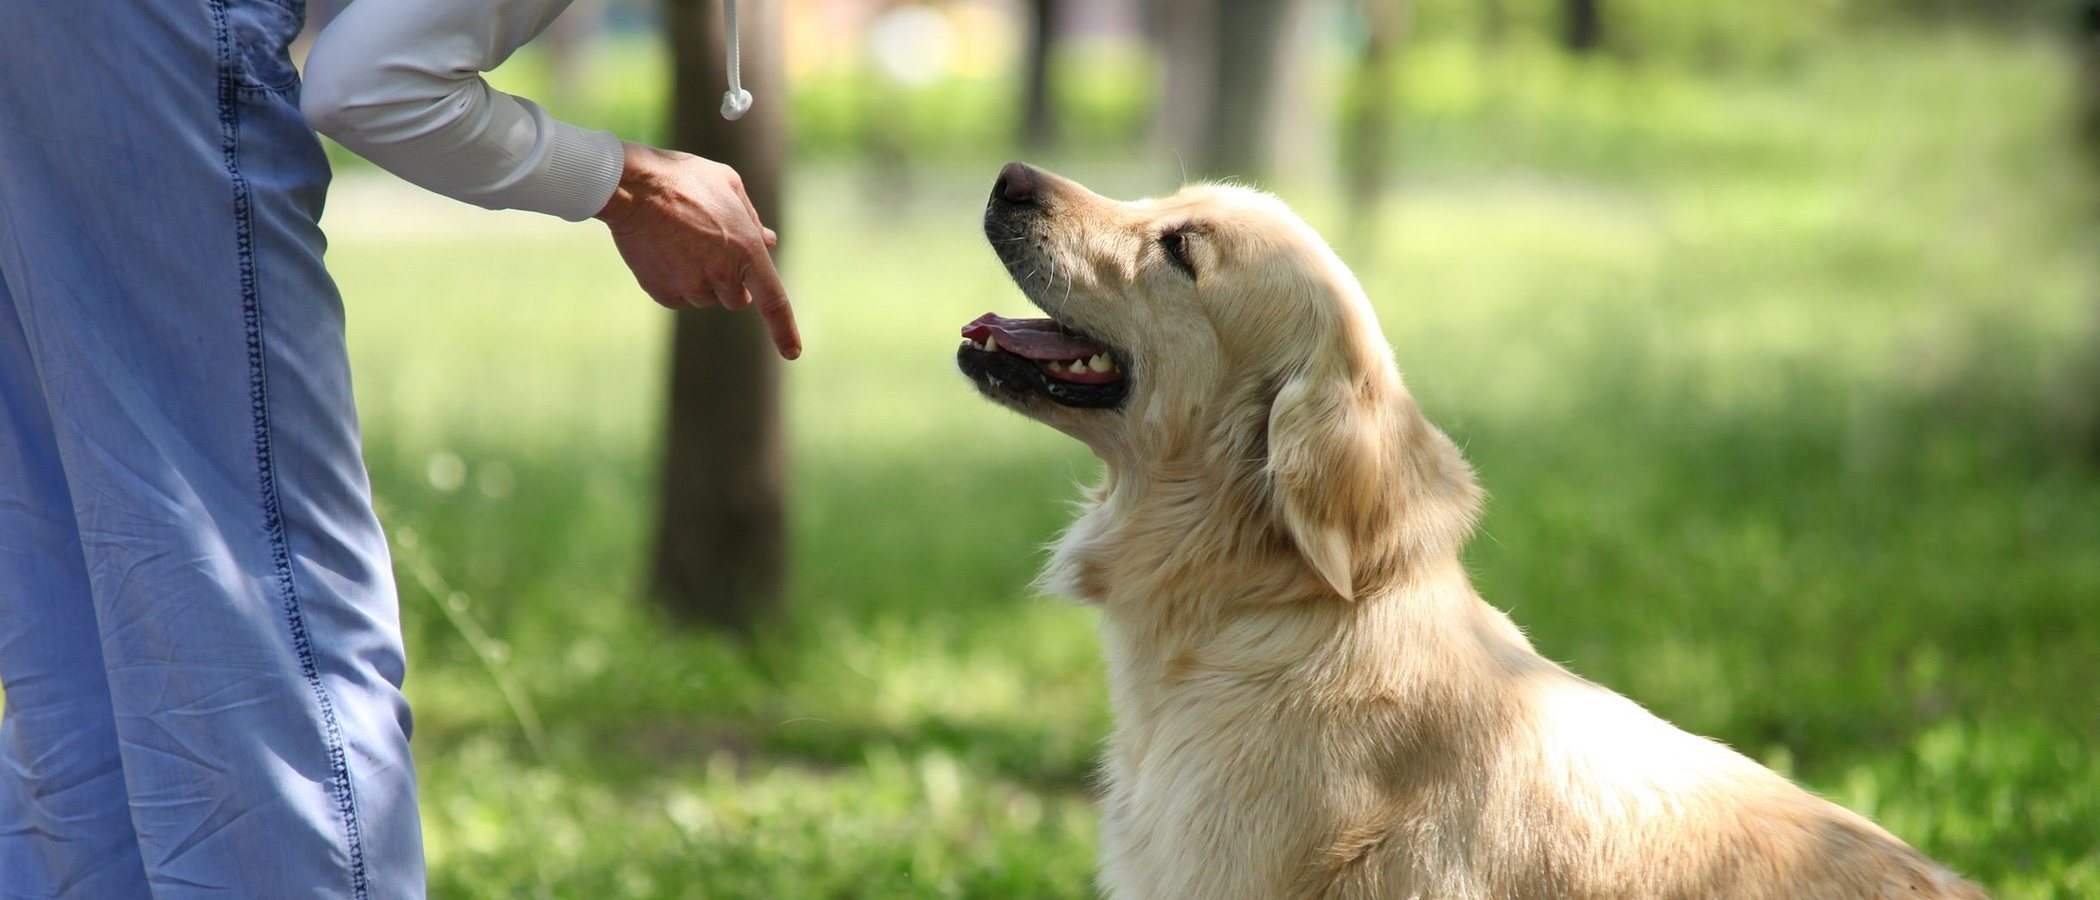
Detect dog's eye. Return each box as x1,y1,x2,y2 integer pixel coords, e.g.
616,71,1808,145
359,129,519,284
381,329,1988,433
1159,227,1197,279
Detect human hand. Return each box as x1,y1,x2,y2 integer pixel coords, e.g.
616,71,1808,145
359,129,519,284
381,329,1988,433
594,141,800,359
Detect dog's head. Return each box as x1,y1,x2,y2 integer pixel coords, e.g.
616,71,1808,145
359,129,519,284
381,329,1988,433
958,163,1479,601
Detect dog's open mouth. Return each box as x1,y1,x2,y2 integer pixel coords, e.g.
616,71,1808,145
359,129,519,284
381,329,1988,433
956,312,1130,409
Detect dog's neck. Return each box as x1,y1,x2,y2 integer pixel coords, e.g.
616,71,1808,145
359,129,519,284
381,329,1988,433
1062,512,1520,668
1047,378,1483,607
1042,465,1522,673
1041,386,1534,709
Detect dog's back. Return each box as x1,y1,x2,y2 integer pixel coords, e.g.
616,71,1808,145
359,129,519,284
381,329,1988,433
1344,657,1988,899
1094,579,1986,900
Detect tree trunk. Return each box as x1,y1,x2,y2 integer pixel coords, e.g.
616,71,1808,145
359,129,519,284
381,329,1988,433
1341,0,1409,244
653,0,789,633
1148,0,1217,169
543,0,606,113
2082,0,2100,462
1564,0,1603,54
2080,0,2100,166
1480,0,1507,49
1195,0,1297,180
1020,0,1063,149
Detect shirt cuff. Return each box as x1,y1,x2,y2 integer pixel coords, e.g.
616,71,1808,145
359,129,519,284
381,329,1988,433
522,121,626,222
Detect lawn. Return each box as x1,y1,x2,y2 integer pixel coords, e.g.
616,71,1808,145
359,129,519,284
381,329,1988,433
323,28,2100,899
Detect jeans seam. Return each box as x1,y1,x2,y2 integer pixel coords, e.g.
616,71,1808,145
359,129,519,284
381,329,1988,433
209,1,369,897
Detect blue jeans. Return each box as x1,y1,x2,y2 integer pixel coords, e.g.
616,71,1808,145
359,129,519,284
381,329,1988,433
0,0,423,896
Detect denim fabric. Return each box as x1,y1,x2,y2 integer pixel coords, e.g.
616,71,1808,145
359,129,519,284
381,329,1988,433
0,0,424,896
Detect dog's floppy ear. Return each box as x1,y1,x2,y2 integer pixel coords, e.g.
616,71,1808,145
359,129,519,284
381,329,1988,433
1265,367,1388,601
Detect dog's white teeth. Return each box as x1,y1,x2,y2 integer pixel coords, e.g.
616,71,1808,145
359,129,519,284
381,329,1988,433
983,335,998,352
1088,354,1112,373
1046,360,1064,372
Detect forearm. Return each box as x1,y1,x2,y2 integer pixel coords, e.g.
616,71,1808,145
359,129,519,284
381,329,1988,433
302,0,800,358
300,0,623,221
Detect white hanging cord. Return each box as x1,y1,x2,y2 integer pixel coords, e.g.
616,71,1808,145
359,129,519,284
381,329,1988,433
719,0,753,120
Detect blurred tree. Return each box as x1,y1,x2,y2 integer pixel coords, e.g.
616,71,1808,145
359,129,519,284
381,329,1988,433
1481,0,1509,49
1151,0,1303,180
1205,0,1299,178
654,0,789,633
2081,0,2100,163
1564,0,1603,53
543,0,606,113
1020,0,1064,149
2081,0,2100,461
1148,0,1215,170
1341,0,1409,244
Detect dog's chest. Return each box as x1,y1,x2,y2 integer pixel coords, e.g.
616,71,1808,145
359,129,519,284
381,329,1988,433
1098,709,1318,898
1088,605,1518,899
1094,641,1343,897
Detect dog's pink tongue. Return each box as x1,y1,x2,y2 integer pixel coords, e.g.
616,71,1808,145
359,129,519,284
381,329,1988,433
962,313,1105,360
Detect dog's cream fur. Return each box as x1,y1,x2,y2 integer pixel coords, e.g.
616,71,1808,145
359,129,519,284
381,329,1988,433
973,167,1987,899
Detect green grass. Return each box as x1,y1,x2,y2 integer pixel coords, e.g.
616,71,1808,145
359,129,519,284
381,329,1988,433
320,29,2100,899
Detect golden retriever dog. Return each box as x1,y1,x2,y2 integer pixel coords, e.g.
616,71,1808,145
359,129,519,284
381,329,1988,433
955,162,1987,900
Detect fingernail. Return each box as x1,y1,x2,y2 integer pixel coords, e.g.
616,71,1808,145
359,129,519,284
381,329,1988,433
785,346,802,360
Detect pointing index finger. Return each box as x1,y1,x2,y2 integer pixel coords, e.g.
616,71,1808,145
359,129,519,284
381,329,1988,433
743,251,800,360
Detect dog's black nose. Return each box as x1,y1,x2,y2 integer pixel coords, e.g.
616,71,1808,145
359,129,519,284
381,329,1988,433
993,161,1038,204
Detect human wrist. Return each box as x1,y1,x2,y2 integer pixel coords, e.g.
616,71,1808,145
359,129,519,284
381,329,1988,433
594,141,659,227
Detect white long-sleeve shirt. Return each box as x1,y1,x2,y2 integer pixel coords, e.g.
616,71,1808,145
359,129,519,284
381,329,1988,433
301,0,626,222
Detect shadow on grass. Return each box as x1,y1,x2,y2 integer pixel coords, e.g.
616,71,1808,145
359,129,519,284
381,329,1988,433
616,716,1100,798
